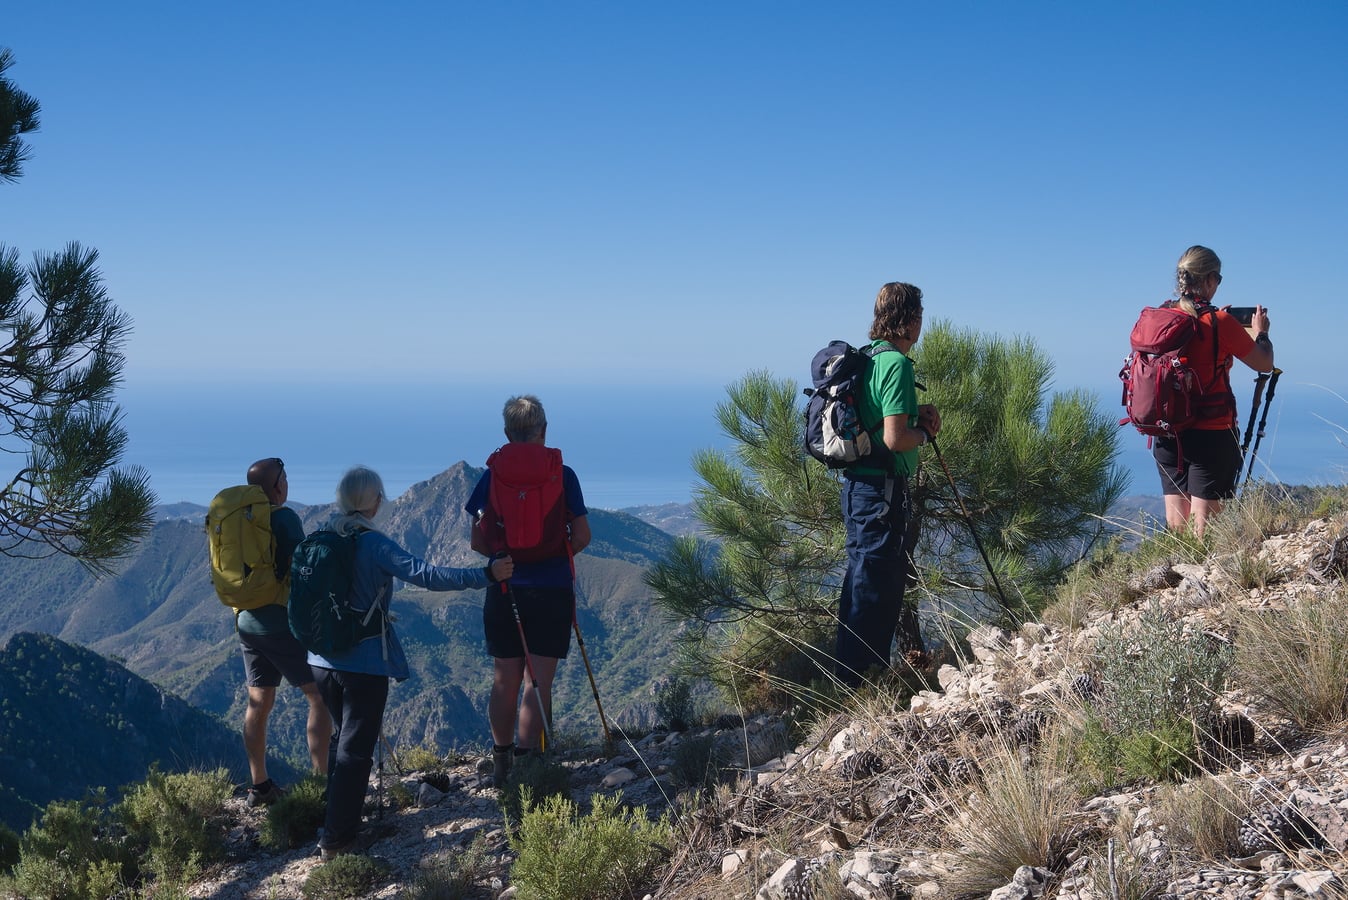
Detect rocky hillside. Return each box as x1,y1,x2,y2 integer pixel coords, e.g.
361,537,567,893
0,632,275,833
160,506,1348,898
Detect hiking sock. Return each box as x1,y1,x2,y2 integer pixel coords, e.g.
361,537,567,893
492,744,514,786
251,779,275,793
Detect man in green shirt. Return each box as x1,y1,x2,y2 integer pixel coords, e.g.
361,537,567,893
834,283,941,688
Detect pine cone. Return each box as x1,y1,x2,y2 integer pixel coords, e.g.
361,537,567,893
1011,709,1049,747
840,749,884,780
1237,804,1321,854
912,751,949,787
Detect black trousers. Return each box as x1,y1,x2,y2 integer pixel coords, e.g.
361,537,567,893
312,666,388,849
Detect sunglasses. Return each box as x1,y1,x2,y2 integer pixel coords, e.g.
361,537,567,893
271,458,285,492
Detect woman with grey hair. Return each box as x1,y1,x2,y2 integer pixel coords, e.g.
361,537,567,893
309,465,512,861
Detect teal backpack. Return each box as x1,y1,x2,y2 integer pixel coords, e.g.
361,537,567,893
287,529,385,655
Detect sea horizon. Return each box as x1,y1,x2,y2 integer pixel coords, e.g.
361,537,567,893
123,375,1346,515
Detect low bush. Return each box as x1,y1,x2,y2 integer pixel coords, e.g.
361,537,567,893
303,852,389,899
398,745,445,774
1084,601,1229,782
118,766,232,884
498,754,570,826
0,822,18,872
262,774,327,850
653,675,696,731
509,792,670,899
12,791,134,900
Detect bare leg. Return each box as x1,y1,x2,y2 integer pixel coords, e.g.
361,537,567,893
1189,498,1223,538
301,681,332,775
489,658,525,747
243,686,276,785
1163,494,1191,532
517,655,560,751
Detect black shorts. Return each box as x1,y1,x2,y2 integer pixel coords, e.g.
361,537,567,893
239,629,316,689
1153,427,1243,500
483,586,574,659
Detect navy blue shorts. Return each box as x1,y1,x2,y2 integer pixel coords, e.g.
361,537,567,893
239,629,315,689
483,586,574,659
1153,427,1243,500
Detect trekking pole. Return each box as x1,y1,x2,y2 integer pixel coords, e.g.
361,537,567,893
572,607,613,752
1242,368,1283,486
928,436,1012,610
1241,371,1270,457
503,578,552,753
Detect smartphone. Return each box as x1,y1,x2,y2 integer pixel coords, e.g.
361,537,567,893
1226,306,1257,326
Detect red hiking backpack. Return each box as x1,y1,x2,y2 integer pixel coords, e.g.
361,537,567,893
476,443,569,563
1119,303,1222,468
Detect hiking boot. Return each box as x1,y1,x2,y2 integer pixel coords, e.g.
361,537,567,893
246,781,284,808
492,744,514,788
318,823,393,862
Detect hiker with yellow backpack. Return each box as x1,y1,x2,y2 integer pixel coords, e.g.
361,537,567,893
206,457,332,807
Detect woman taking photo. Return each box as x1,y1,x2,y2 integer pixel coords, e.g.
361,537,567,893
1153,246,1275,536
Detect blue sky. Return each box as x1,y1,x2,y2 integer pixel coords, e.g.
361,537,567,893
4,3,1346,504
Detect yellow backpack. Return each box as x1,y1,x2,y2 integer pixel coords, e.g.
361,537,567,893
205,484,287,610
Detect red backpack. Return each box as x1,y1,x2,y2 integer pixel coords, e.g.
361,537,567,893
1119,303,1219,464
476,443,569,563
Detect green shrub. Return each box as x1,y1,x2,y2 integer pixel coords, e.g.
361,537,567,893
509,792,670,900
653,675,696,731
398,745,445,774
303,852,389,899
13,792,134,900
670,733,722,794
405,835,492,900
1086,601,1229,781
0,822,18,872
498,754,570,826
262,774,327,850
1117,718,1196,783
118,766,232,884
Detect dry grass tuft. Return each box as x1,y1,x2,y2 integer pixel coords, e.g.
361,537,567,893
1230,587,1348,728
937,741,1084,895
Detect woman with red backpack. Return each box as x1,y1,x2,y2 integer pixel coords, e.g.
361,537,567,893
1153,246,1275,536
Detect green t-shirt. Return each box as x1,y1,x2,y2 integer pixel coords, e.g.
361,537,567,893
849,340,920,477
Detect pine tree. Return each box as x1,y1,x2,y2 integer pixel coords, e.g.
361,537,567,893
647,322,1125,703
0,50,154,572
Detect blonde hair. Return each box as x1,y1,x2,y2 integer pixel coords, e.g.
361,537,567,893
503,395,547,443
331,465,385,535
1175,245,1222,314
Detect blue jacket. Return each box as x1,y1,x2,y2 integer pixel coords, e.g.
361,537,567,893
307,523,490,681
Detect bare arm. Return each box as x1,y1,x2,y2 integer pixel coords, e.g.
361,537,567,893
470,520,491,557
880,404,941,454
568,515,591,554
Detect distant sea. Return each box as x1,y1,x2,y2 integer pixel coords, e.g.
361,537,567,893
120,376,1345,513
120,380,735,511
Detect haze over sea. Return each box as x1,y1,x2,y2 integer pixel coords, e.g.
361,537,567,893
126,375,1345,513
